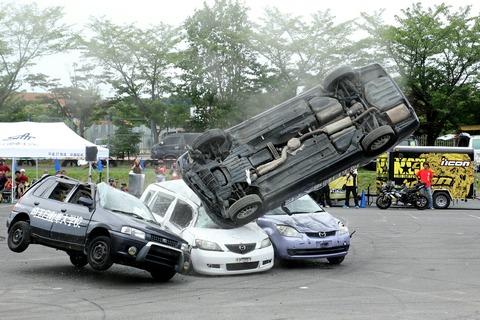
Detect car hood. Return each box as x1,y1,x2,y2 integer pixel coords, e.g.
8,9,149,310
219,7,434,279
184,223,267,243
260,212,339,232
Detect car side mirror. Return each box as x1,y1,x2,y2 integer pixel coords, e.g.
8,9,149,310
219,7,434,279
78,196,94,208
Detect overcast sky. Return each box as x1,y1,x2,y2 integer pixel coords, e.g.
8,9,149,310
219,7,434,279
5,0,479,93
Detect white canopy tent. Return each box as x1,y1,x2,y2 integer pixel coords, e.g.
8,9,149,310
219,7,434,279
0,122,109,159
0,122,110,201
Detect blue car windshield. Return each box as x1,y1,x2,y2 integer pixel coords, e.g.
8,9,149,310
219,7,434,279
268,195,323,215
97,182,156,221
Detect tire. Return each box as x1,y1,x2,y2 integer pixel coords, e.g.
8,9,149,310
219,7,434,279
413,195,429,210
192,129,226,153
227,194,263,224
375,194,392,210
150,268,176,282
327,256,345,265
87,236,114,271
361,126,395,155
433,192,450,209
323,66,355,92
69,252,88,267
8,221,31,253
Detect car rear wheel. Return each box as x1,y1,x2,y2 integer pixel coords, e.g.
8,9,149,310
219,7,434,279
87,236,114,271
8,221,30,253
150,268,176,282
228,194,263,223
327,256,345,265
69,252,88,267
323,66,355,92
361,125,395,155
192,129,226,153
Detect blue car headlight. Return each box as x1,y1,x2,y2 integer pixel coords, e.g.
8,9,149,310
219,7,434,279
121,226,146,239
276,225,302,238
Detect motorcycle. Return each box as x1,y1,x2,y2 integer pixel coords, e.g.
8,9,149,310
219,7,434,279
376,181,429,210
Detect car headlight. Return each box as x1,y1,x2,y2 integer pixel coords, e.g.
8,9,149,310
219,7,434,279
276,225,302,238
121,226,146,239
260,237,272,248
338,221,349,235
195,239,222,251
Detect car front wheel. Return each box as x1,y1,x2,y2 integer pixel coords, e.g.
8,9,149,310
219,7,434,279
69,252,88,267
8,221,31,253
87,236,114,271
150,268,176,282
192,129,226,153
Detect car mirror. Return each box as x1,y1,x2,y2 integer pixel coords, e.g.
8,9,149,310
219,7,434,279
281,204,292,215
78,196,94,208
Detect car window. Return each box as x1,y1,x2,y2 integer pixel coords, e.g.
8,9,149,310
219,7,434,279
48,182,76,202
169,200,193,229
184,134,200,145
150,192,176,218
68,185,93,204
162,136,180,145
268,195,323,215
97,182,155,221
32,178,56,197
194,206,219,228
472,138,480,149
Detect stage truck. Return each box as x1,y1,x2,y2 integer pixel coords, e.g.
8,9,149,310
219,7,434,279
376,146,477,209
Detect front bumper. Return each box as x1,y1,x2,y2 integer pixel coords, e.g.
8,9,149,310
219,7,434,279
190,246,274,275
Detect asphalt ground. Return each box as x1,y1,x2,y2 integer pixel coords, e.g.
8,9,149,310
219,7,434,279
1,199,480,320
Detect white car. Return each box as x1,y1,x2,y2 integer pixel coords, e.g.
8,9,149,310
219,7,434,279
141,180,274,276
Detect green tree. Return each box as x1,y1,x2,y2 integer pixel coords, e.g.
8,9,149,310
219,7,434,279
80,18,181,143
109,102,142,158
360,4,480,144
177,0,268,130
0,2,72,111
252,7,356,103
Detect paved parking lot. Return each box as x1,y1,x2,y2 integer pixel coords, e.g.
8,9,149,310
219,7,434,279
1,201,480,320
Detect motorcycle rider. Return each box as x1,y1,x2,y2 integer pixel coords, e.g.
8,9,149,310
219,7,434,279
416,162,434,209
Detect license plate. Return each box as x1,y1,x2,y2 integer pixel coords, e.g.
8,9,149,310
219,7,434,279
236,257,251,263
316,240,332,248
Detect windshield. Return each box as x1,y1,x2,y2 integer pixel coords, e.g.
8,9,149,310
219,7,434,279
267,195,323,215
194,205,220,228
97,182,156,221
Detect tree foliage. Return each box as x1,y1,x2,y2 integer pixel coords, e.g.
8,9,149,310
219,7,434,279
0,2,72,111
177,0,268,130
361,4,480,144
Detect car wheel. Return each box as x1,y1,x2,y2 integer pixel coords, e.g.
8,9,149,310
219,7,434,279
327,256,345,265
228,194,263,223
323,66,355,92
69,252,88,267
414,195,429,210
87,236,114,271
192,129,226,153
150,268,176,282
375,194,392,209
361,125,395,155
433,192,450,209
7,221,30,253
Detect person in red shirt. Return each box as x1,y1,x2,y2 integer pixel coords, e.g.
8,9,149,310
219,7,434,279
416,162,434,209
0,160,11,178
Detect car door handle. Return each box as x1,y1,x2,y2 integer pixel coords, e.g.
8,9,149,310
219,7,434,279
34,202,39,206
61,209,67,212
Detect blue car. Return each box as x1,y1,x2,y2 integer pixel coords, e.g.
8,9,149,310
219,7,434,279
256,195,350,264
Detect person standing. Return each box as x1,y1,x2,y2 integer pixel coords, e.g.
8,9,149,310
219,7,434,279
416,161,434,209
131,158,143,174
343,169,359,209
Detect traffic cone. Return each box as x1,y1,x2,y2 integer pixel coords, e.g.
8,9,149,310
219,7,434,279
360,189,367,208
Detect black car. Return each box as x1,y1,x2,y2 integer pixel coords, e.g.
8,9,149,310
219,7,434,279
151,133,202,160
6,175,189,281
179,63,420,228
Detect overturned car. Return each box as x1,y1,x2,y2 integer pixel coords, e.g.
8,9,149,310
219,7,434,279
179,63,420,228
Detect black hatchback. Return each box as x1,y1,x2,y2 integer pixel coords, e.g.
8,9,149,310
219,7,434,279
6,175,189,281
179,63,420,228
